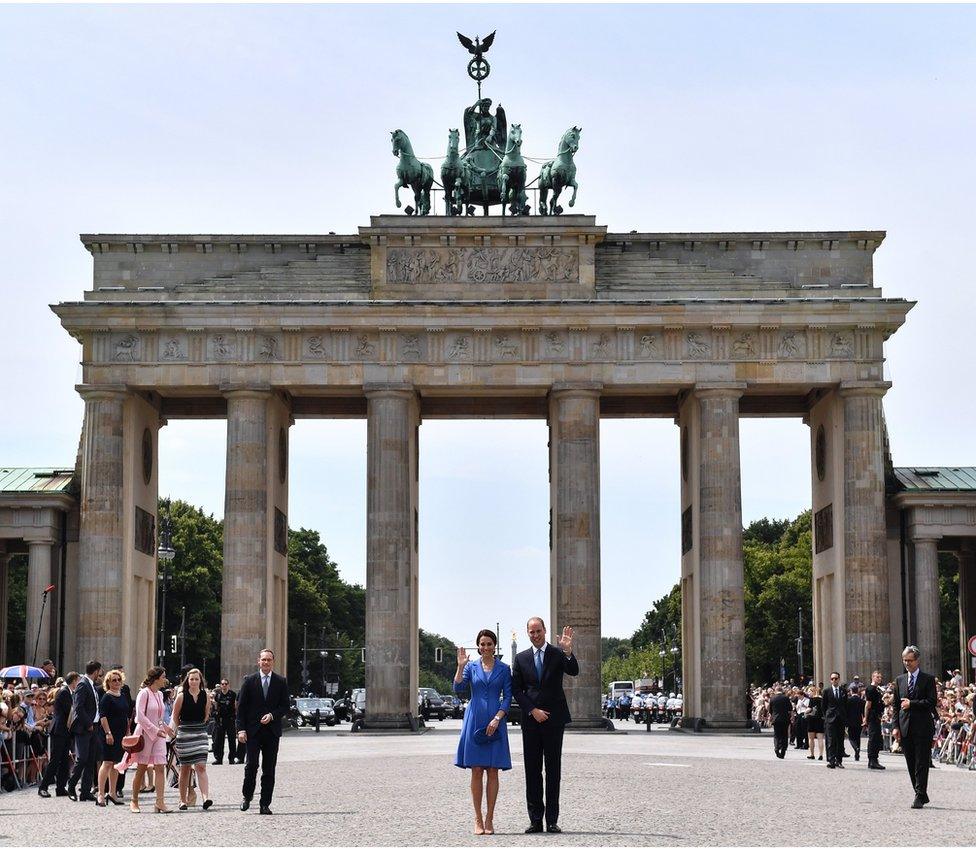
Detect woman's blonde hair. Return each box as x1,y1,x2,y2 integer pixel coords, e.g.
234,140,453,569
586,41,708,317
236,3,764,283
103,669,126,691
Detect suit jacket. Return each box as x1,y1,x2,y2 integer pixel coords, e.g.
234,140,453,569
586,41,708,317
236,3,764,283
845,695,865,727
70,676,98,734
236,671,290,738
511,643,579,727
821,683,848,724
769,693,793,725
893,670,937,740
49,685,74,738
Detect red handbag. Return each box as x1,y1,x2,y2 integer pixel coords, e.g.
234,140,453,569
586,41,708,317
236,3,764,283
121,728,144,754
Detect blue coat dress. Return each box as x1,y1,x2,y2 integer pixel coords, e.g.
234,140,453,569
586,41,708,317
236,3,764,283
454,660,512,770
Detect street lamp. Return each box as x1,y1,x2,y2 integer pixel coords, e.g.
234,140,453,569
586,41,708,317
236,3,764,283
156,509,176,674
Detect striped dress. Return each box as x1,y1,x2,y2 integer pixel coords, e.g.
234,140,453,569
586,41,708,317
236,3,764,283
173,690,210,766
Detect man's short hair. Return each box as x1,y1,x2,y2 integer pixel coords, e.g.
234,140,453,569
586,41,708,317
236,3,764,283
829,671,840,678
64,672,80,685
259,648,275,659
85,660,102,676
526,617,546,630
902,645,920,659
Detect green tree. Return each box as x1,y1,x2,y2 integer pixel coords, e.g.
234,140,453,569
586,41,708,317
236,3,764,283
419,629,458,694
159,498,223,681
939,552,960,676
3,554,27,665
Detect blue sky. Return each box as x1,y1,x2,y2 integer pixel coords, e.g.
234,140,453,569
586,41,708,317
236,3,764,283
2,5,974,650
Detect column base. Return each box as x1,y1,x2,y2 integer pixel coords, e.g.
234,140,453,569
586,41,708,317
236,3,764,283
355,713,426,732
679,717,758,733
565,717,617,732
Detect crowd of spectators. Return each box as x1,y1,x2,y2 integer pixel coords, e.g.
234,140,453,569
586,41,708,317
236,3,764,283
603,689,683,724
750,669,976,769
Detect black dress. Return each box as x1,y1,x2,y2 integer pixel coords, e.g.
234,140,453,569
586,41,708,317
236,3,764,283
806,696,825,734
98,691,130,762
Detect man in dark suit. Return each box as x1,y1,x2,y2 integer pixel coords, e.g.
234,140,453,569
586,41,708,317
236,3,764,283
821,671,848,768
237,648,290,815
862,669,886,770
845,684,866,761
67,660,102,801
37,671,79,797
893,645,937,808
511,617,578,834
769,684,793,759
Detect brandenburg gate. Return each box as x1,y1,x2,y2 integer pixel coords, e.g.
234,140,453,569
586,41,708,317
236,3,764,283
52,217,913,728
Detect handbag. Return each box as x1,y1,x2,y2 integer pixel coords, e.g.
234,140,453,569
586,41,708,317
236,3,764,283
473,726,501,745
122,728,145,754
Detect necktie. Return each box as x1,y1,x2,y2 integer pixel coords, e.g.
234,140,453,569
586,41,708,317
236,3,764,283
907,673,916,698
262,675,269,699
834,687,838,699
535,648,544,682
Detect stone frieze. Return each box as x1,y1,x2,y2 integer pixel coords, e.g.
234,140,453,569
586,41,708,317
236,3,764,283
385,246,579,284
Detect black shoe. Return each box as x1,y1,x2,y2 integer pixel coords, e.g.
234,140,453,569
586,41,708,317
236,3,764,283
844,751,851,758
868,762,886,770
178,803,188,811
212,760,222,765
921,792,929,804
854,752,860,761
827,762,836,769
546,824,562,834
525,823,544,834
55,789,69,797
818,755,823,760
776,752,785,759
240,800,250,811
911,795,925,809
259,805,272,815
806,755,815,760
836,763,845,769
38,788,51,798
203,799,213,810
67,789,78,802
79,794,95,802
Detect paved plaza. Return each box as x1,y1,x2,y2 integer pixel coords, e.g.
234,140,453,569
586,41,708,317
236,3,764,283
2,723,974,846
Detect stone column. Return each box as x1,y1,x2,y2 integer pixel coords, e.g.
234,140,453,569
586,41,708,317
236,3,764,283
549,382,604,728
912,535,942,667
78,388,127,665
0,554,10,665
957,545,976,684
696,385,747,726
364,384,419,729
222,389,272,689
839,384,891,677
26,540,56,664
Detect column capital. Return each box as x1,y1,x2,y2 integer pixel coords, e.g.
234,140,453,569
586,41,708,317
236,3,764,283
838,381,891,398
221,384,273,401
910,532,943,544
550,381,603,399
693,382,746,400
363,382,416,400
26,537,58,547
76,384,129,402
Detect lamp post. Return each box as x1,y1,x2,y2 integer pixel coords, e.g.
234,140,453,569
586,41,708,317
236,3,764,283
156,508,176,674
796,606,804,684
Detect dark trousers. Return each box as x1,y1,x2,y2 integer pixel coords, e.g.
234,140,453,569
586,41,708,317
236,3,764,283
867,717,882,763
521,721,565,827
773,721,790,757
213,718,239,763
900,732,931,797
68,732,99,796
825,719,845,764
794,715,808,747
242,729,280,807
846,722,862,756
40,735,71,791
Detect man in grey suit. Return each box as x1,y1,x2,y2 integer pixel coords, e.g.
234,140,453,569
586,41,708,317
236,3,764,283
893,645,937,809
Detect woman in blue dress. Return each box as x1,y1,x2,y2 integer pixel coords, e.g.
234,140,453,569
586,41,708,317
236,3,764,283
454,628,512,835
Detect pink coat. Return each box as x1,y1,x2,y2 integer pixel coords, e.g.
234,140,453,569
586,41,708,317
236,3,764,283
115,687,168,771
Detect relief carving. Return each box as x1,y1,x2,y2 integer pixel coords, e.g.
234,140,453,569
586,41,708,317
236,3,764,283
258,336,279,360
591,333,611,356
386,246,578,284
830,333,853,357
687,332,711,359
354,335,375,359
638,334,657,356
212,335,234,360
115,335,139,361
545,332,565,355
401,334,422,359
447,336,470,359
306,335,326,358
731,333,755,356
778,331,802,358
161,337,185,360
494,335,519,359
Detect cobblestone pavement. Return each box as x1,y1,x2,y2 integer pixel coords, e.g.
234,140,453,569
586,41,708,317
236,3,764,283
2,721,974,846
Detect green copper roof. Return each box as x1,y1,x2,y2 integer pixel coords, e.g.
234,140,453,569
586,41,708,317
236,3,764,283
893,467,976,492
0,467,75,494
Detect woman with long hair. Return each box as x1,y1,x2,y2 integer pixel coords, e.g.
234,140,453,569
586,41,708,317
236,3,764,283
118,666,175,813
96,669,128,806
806,685,825,760
170,668,213,811
454,629,512,835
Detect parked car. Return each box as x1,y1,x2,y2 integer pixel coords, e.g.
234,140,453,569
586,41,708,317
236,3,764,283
296,697,336,726
418,687,449,720
351,688,366,721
